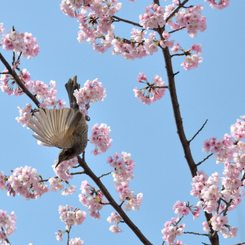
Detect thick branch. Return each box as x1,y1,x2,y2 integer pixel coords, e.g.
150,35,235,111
160,43,219,245
78,156,152,245
0,52,40,108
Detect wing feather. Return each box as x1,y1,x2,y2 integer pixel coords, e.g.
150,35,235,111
30,108,81,149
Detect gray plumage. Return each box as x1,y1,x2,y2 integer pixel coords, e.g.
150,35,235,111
29,76,88,167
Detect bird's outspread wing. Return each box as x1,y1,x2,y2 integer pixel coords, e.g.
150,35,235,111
29,108,82,149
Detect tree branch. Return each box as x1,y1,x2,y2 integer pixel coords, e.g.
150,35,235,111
112,16,142,28
196,153,213,167
165,0,189,23
78,156,152,245
184,231,208,236
160,42,219,245
189,119,208,143
0,52,40,108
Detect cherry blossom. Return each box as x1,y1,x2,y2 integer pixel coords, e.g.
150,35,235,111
89,123,112,155
1,29,39,59
134,74,166,105
0,210,16,244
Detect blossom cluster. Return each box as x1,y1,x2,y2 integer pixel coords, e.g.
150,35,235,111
139,3,166,30
0,210,17,244
190,169,239,238
111,31,160,60
57,205,86,242
49,176,76,196
59,205,86,229
79,180,106,219
73,78,106,115
107,152,143,211
15,103,33,127
0,171,6,190
89,123,112,155
53,157,78,181
107,212,123,234
175,5,207,38
133,73,166,105
162,201,202,244
0,23,5,36
1,29,39,59
69,237,84,245
1,68,31,96
181,54,203,71
60,1,209,69
205,0,230,10
161,217,185,245
6,166,49,199
1,68,65,127
202,214,237,238
191,116,245,238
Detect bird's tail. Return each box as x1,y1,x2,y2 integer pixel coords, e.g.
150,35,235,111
65,75,80,111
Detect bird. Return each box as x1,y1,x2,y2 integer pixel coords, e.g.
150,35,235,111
29,76,88,168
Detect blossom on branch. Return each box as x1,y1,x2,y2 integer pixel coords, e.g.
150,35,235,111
0,210,16,244
79,180,106,219
58,205,86,236
89,123,112,155
1,29,39,59
107,152,143,211
7,166,49,199
107,212,123,233
133,73,166,105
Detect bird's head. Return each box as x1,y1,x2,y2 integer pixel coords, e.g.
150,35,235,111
56,148,74,168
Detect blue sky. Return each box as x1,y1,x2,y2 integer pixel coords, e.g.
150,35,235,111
0,1,245,244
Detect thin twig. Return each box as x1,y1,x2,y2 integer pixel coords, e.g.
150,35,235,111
112,15,142,28
165,0,189,23
169,26,186,34
39,170,86,182
99,171,112,179
189,119,208,143
171,52,188,58
151,86,169,89
196,153,213,167
184,231,208,236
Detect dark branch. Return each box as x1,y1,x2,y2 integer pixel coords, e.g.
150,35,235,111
99,171,112,179
196,153,213,167
165,0,189,23
184,231,208,236
78,155,153,245
189,119,208,143
0,52,40,108
112,16,142,28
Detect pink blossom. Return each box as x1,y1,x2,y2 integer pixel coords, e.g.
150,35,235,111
139,3,166,30
181,54,203,70
78,181,106,219
1,29,39,59
175,5,207,38
7,166,48,199
205,0,230,10
107,212,123,232
69,237,84,245
0,210,16,243
134,74,166,105
52,157,78,181
89,123,112,155
58,205,86,231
